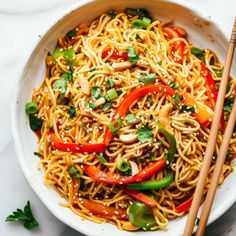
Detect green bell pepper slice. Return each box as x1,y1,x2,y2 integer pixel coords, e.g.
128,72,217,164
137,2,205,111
156,122,177,165
128,200,157,230
127,171,174,190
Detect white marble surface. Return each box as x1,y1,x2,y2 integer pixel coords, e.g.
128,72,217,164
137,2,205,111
0,0,235,235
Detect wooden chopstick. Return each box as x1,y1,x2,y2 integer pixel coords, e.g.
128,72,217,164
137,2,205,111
183,17,236,236
196,96,236,236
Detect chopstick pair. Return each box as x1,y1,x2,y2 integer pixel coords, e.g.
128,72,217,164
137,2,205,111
183,18,236,236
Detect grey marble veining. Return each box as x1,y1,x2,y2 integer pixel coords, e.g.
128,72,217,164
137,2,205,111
0,0,235,235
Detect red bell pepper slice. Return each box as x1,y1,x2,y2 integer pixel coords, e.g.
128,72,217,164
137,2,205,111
175,196,193,214
104,84,175,145
200,62,225,129
48,131,106,153
102,48,128,60
79,198,128,219
122,187,157,207
84,159,167,185
162,26,185,64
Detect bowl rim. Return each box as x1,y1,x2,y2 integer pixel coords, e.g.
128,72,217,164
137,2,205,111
11,0,234,235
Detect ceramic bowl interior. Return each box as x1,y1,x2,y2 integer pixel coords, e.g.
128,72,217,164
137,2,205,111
11,0,236,235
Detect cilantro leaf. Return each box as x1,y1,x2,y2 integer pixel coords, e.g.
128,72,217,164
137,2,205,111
138,74,156,85
5,201,39,230
136,125,153,142
127,46,139,64
126,113,139,124
157,60,162,66
68,106,76,118
91,86,101,100
53,71,73,94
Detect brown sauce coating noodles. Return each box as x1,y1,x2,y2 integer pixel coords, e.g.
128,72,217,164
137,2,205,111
31,11,236,231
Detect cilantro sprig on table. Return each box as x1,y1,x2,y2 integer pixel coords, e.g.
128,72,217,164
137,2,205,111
5,201,39,230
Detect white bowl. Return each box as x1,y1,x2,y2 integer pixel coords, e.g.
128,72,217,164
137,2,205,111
11,0,236,235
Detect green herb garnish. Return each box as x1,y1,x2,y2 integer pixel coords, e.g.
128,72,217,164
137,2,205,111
108,119,122,133
117,159,131,172
90,67,96,72
191,48,205,61
126,113,139,124
138,74,156,85
181,105,196,113
102,102,112,111
69,166,81,178
66,31,76,38
224,98,234,116
53,71,73,94
5,201,39,230
173,93,181,106
97,153,107,163
107,88,118,100
107,10,117,18
136,125,153,142
107,77,115,88
91,86,101,100
68,106,76,118
215,68,224,78
33,152,42,158
25,102,38,114
29,115,43,131
85,102,95,110
135,33,142,41
127,46,139,64
169,81,179,90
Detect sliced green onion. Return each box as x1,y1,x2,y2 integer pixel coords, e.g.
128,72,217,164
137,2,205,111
107,88,118,100
97,153,107,163
173,93,181,106
131,19,144,29
142,17,151,28
107,119,122,133
25,102,38,114
181,105,196,113
117,159,131,172
66,31,76,38
169,81,179,90
69,166,81,178
102,101,112,111
63,48,75,68
29,115,43,131
52,47,64,59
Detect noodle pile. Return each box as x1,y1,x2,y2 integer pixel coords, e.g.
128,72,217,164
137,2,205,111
31,10,236,231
